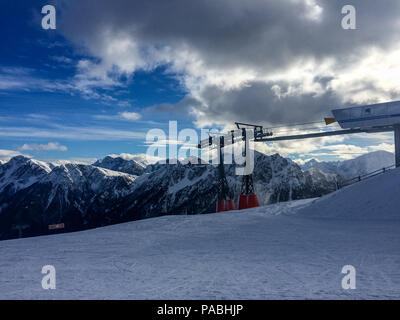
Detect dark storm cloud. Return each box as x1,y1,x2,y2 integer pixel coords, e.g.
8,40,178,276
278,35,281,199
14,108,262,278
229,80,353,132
171,80,343,126
56,0,400,126
143,96,203,120
59,0,400,71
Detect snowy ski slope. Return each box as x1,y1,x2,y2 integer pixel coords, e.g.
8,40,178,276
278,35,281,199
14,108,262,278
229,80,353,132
0,169,400,299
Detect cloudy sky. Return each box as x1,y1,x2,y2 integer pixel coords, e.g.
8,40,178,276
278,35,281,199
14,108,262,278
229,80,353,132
1,0,399,162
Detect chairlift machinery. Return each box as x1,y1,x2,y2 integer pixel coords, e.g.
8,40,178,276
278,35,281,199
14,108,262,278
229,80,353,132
198,100,400,212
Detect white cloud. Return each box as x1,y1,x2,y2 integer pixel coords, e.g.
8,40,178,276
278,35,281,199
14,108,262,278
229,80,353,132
142,138,191,147
368,143,394,154
119,112,141,121
0,149,24,161
51,56,73,64
253,128,395,161
93,111,142,122
0,63,131,106
0,125,147,141
18,142,68,152
317,143,395,160
319,144,368,159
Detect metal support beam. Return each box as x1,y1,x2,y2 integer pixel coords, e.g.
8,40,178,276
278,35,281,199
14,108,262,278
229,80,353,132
240,130,255,195
198,124,396,169
256,126,394,142
394,124,400,168
217,136,231,200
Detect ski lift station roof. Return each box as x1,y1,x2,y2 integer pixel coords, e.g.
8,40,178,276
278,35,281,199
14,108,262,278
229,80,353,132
332,100,400,130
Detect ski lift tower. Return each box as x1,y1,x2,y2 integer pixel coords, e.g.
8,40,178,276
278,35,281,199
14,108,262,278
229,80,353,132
198,135,236,212
198,124,272,212
235,123,272,209
216,135,236,212
198,100,400,213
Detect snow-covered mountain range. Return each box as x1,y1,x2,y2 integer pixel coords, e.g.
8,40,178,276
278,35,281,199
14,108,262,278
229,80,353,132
93,154,147,176
0,156,53,196
0,150,391,240
301,150,395,178
0,151,340,240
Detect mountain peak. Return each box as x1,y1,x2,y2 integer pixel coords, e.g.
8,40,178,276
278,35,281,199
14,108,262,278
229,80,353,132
301,150,394,178
7,155,31,164
93,154,148,175
0,155,52,194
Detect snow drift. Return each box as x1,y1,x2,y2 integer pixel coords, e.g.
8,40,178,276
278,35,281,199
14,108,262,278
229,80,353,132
298,167,400,220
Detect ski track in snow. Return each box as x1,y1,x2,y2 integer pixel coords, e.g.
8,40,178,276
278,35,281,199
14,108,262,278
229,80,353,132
1,169,400,299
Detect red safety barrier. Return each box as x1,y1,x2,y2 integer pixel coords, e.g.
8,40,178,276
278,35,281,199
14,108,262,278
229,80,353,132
216,199,237,212
238,194,260,210
226,199,236,211
238,194,248,210
247,194,260,208
216,200,226,212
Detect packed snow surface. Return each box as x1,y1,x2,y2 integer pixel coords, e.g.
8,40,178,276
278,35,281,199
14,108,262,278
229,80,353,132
1,169,400,299
298,166,400,220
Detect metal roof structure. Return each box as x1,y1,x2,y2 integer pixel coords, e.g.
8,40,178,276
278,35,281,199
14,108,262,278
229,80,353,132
332,100,400,130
